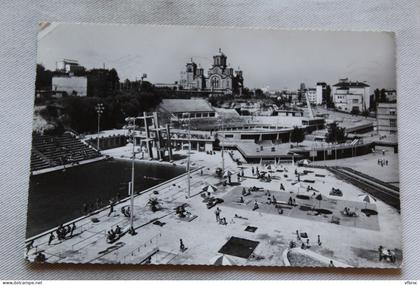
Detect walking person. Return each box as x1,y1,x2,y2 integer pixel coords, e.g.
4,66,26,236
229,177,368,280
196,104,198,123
108,200,115,217
318,234,322,246
70,222,76,237
48,232,55,245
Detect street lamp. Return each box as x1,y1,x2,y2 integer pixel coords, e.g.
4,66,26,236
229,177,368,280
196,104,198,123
181,113,192,199
95,103,104,151
124,116,142,235
218,116,225,174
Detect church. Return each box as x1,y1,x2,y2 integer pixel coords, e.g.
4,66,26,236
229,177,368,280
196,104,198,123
179,49,244,95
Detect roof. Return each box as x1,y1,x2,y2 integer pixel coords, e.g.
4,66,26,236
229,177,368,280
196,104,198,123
159,99,215,113
333,81,369,88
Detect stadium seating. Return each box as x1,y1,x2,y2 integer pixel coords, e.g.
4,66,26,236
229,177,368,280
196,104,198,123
31,133,101,172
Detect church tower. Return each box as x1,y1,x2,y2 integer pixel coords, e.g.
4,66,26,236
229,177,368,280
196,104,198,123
213,48,227,68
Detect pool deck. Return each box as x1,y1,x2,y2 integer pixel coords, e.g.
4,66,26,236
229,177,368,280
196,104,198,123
25,148,402,268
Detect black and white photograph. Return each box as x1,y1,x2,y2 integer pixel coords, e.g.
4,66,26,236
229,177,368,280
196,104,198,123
25,22,401,268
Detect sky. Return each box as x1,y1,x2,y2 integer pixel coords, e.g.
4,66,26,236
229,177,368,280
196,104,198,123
37,23,397,91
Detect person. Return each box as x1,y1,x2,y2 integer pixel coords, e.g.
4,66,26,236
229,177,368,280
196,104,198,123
240,196,244,203
70,222,76,236
318,234,321,246
242,187,246,196
82,203,88,215
272,195,277,205
56,225,63,240
278,208,283,215
115,225,122,235
48,232,55,245
253,201,259,211
251,167,255,175
329,260,335,267
200,169,203,176
26,240,34,254
180,239,185,251
108,200,115,217
386,160,388,166
378,245,383,261
215,207,221,222
288,197,293,206
66,225,71,237
280,183,285,191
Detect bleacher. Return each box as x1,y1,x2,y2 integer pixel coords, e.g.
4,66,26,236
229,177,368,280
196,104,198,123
31,132,102,172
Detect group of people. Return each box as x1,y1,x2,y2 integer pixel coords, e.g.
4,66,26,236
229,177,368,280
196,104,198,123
378,245,396,263
293,230,323,250
377,158,389,167
343,207,358,217
48,223,76,245
214,207,227,225
107,225,123,243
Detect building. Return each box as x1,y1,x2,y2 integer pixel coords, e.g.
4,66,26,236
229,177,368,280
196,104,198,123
179,49,244,95
305,88,322,105
377,103,397,134
332,78,370,113
51,75,87,97
316,82,328,104
57,59,86,75
157,98,216,120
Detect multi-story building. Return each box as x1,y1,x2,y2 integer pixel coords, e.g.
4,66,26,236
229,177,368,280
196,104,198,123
179,49,244,95
377,103,397,134
316,82,328,105
332,78,370,113
305,87,322,105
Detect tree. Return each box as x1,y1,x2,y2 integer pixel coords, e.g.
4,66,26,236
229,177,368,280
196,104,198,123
290,126,305,146
380,88,387,103
325,122,347,144
35,64,52,91
325,85,334,108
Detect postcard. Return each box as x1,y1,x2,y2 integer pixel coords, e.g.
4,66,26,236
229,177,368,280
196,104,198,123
26,23,401,268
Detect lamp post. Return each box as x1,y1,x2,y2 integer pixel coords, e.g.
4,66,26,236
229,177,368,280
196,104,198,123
218,117,225,174
95,103,104,151
181,113,192,199
124,116,141,235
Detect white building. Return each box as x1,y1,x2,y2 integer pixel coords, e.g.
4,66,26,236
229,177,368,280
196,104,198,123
306,87,322,105
332,78,370,113
52,76,87,97
316,82,327,105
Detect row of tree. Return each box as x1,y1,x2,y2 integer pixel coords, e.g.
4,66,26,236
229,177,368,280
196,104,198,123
289,122,347,146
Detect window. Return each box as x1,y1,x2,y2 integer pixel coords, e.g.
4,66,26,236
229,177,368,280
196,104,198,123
390,119,397,127
211,76,220,89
